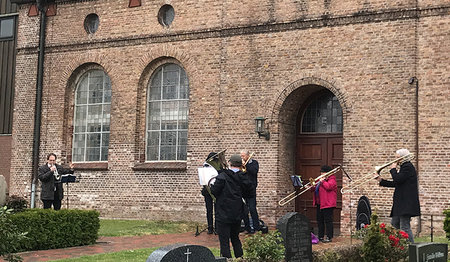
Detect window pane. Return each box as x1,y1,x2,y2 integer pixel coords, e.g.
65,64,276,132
301,93,342,134
86,133,101,147
104,78,112,103
87,105,102,132
148,101,161,130
161,101,178,130
74,105,87,133
146,64,189,160
0,18,14,38
86,147,100,161
102,104,111,131
76,77,88,104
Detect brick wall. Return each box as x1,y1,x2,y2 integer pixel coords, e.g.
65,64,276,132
10,1,450,236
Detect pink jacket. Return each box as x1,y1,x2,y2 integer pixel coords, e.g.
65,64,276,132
312,175,337,209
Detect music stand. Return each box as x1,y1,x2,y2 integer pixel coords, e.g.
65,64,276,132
61,175,77,209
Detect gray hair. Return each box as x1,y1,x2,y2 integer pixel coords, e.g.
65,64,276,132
240,150,250,156
396,148,410,157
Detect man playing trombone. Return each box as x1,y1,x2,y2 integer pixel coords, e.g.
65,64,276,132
240,150,261,234
376,148,421,243
38,153,74,210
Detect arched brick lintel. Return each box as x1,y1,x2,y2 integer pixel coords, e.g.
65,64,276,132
269,76,350,127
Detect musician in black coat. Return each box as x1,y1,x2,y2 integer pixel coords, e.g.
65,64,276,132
201,152,219,234
377,149,420,243
241,150,260,233
210,154,254,259
38,153,74,210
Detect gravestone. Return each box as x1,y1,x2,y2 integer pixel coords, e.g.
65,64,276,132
276,212,312,262
409,242,448,262
0,175,7,206
146,243,226,262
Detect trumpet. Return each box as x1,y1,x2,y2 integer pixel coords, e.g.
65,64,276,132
278,165,342,206
340,153,414,194
52,165,61,181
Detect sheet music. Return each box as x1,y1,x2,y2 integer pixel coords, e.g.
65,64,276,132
198,167,218,185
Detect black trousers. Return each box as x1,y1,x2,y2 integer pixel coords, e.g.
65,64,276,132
216,220,243,258
316,206,334,239
204,193,216,230
42,190,62,210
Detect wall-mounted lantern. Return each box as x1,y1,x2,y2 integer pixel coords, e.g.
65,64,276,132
255,117,270,140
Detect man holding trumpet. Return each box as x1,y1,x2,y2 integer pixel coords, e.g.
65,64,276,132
38,153,75,210
376,148,421,243
240,150,261,234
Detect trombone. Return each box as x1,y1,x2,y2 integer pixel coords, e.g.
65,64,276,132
340,153,414,194
242,152,254,173
278,165,342,206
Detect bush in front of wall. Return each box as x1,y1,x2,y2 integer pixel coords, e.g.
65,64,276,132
240,230,285,262
312,244,362,262
0,206,28,262
444,208,450,240
5,195,28,213
361,212,409,262
9,208,99,252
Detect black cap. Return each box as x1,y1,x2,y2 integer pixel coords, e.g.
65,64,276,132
320,165,332,173
206,152,217,161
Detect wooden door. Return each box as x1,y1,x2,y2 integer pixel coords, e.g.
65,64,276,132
295,134,343,232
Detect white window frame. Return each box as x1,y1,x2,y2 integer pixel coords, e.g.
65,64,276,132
72,70,111,162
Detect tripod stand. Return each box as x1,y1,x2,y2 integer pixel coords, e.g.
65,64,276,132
61,175,77,209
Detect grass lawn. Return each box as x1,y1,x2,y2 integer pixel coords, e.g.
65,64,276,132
52,247,222,262
98,219,201,236
50,219,216,262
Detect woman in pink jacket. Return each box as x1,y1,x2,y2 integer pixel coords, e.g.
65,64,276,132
312,165,337,243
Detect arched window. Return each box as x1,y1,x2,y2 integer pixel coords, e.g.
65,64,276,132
72,70,111,162
146,63,189,161
301,92,342,133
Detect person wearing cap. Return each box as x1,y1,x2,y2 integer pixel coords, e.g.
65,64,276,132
240,150,260,234
201,152,219,234
210,154,254,259
376,148,420,243
312,165,337,243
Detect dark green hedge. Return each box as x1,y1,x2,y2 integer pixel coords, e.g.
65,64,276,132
444,209,450,240
10,209,99,252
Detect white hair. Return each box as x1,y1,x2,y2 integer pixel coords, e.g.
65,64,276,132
396,148,410,157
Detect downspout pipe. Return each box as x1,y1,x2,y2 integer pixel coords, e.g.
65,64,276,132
409,76,420,236
30,1,47,208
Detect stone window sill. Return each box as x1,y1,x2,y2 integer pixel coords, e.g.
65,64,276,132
73,162,108,170
132,161,187,171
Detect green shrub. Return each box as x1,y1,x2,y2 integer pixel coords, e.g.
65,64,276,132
444,209,450,240
0,206,28,262
313,244,362,262
5,195,28,213
9,209,99,252
360,212,408,262
241,230,285,262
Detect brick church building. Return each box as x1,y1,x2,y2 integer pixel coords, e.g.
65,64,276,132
8,0,449,236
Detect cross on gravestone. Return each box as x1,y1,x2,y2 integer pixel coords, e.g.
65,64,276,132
276,212,312,262
146,243,226,262
409,242,448,262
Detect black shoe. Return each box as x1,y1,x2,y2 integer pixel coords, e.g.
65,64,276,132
207,229,214,234
246,230,255,234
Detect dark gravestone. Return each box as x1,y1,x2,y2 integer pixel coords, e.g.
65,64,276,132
276,212,312,262
409,242,448,262
146,243,226,262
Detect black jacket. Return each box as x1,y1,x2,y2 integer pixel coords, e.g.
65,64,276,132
379,161,421,217
210,169,253,223
244,159,259,197
38,164,74,200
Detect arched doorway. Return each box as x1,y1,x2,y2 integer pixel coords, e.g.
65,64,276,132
295,89,343,233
